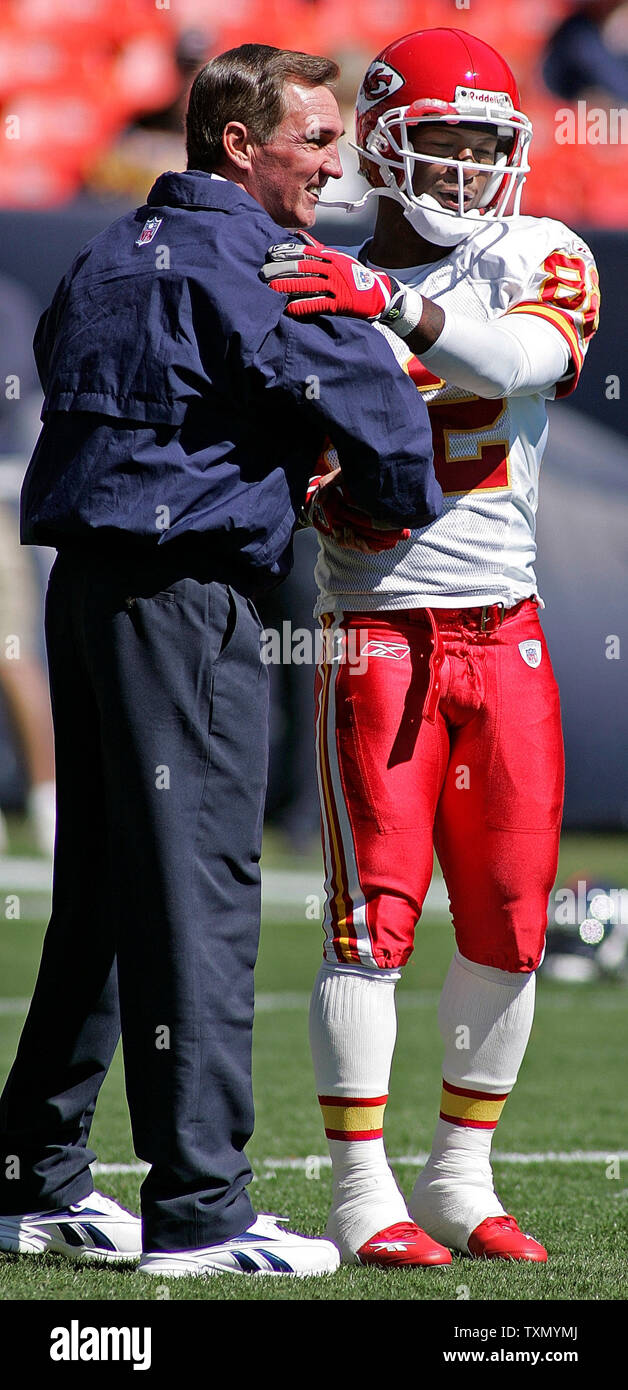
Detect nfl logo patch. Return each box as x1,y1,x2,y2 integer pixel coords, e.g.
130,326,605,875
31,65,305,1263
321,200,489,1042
519,640,542,667
135,216,163,247
351,263,375,292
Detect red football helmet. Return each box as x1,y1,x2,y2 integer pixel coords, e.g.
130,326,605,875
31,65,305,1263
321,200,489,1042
351,28,533,246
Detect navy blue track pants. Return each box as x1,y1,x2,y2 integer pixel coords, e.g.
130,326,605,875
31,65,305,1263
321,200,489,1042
0,552,269,1251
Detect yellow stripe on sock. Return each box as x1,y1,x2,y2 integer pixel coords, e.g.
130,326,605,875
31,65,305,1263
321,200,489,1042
440,1083,508,1130
319,1096,387,1140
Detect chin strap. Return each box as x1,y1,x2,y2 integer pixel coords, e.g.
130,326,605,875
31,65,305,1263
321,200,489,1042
319,174,474,250
319,183,399,216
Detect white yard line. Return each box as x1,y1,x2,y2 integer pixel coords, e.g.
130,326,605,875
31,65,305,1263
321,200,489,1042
2,989,626,1016
0,990,444,1017
258,1151,628,1169
0,858,451,916
260,868,449,916
0,858,52,891
93,1150,628,1177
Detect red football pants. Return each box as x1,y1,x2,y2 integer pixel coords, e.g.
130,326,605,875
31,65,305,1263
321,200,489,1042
314,600,564,973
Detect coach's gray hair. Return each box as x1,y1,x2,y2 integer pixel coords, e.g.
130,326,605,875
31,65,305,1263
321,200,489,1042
186,43,339,172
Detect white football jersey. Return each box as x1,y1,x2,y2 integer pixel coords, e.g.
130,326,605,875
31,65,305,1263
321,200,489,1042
314,216,599,616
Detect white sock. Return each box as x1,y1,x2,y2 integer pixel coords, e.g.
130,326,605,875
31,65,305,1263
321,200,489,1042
410,951,536,1249
309,963,409,1257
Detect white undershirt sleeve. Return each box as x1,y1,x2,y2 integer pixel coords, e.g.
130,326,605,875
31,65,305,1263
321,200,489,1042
418,309,572,399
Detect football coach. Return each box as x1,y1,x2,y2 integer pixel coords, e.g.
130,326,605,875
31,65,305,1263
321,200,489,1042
0,44,440,1277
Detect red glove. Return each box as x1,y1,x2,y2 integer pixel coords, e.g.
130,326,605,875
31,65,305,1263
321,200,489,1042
303,472,411,554
261,235,405,321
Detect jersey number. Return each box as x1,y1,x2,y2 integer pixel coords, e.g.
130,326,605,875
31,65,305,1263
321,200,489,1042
406,358,510,496
540,251,600,342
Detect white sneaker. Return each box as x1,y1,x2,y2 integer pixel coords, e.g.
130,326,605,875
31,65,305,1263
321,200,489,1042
0,1191,142,1262
139,1214,340,1277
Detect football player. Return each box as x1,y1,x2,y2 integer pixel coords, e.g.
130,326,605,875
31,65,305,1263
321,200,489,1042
262,28,600,1267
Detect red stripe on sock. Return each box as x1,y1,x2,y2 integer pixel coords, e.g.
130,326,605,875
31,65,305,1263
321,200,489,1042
318,1094,388,1107
325,1128,384,1141
440,1111,499,1130
442,1081,509,1102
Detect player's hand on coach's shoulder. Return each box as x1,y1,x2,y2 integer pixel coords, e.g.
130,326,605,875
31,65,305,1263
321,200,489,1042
260,235,424,338
302,468,410,553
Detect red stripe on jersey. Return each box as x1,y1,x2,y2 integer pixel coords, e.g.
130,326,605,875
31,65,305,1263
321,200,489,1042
505,301,584,397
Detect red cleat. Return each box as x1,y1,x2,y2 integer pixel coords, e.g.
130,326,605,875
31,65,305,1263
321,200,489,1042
357,1221,452,1268
467,1215,547,1262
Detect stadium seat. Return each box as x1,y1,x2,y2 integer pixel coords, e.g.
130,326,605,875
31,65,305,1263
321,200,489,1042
0,0,624,224
0,146,81,206
107,33,180,121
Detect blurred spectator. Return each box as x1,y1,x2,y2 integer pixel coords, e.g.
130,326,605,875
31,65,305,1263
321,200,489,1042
0,0,181,208
543,0,628,101
133,27,213,134
84,27,213,204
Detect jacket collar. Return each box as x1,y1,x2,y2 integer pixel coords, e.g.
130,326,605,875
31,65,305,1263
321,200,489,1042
147,170,259,216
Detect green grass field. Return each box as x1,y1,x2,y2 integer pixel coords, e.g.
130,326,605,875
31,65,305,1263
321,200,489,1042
0,829,627,1303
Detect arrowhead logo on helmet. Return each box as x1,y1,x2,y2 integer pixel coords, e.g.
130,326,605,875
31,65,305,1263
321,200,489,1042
357,60,405,113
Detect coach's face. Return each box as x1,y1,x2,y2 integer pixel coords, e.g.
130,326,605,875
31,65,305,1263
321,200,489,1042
227,82,344,228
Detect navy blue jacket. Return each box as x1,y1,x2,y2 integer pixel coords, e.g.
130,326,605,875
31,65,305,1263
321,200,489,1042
21,172,440,591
